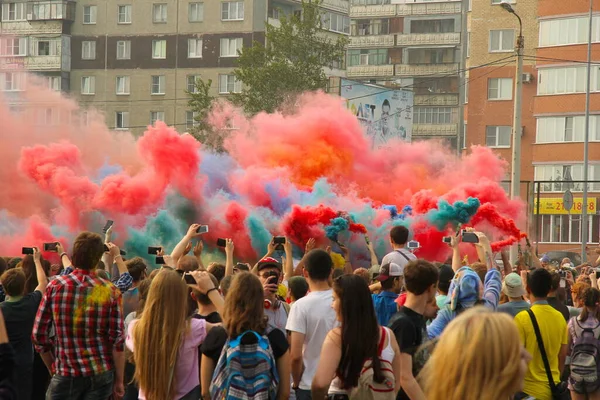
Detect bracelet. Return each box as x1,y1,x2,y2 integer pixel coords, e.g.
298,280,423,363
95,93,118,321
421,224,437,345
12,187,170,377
206,287,218,296
60,253,68,259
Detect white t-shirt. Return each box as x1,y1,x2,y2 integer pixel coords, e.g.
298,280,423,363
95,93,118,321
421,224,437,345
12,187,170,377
381,248,416,274
285,289,338,390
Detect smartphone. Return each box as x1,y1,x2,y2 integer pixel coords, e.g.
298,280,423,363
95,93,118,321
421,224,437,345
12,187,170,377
22,247,34,255
235,263,250,272
183,273,196,285
273,236,286,245
196,225,209,234
43,242,59,252
155,256,165,265
148,246,162,255
103,244,126,255
461,231,479,244
102,220,114,234
407,240,420,249
442,236,452,244
216,238,226,247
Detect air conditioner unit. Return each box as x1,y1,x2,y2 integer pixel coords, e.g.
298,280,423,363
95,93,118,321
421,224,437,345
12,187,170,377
522,73,532,83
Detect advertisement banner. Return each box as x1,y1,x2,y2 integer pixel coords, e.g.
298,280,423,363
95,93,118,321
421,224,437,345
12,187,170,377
533,197,597,215
340,79,413,149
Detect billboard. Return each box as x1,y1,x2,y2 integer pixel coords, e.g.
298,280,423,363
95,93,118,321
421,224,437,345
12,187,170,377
340,79,413,149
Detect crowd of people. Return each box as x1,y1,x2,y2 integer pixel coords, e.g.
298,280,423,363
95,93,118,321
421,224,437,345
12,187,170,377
2,222,600,400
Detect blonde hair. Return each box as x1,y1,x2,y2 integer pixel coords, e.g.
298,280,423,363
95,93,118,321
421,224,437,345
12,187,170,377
420,307,522,400
132,270,189,400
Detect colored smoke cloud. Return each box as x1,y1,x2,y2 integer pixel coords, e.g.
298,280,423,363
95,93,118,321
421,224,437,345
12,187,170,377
0,71,526,268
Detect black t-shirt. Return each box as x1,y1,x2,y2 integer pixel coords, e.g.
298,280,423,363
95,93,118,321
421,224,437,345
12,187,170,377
388,306,427,400
201,326,289,363
193,312,223,324
548,296,570,322
0,291,42,368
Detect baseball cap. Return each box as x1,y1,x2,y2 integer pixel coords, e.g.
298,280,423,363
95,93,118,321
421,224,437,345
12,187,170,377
377,263,403,282
438,264,455,285
540,254,550,263
257,257,282,273
502,272,526,298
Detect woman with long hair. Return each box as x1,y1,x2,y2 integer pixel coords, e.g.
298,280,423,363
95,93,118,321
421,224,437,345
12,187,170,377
200,272,290,400
311,274,401,399
420,307,531,400
568,287,600,400
126,269,218,400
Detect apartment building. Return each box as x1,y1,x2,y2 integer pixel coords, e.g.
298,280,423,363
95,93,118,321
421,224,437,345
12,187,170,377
347,0,463,149
465,0,600,254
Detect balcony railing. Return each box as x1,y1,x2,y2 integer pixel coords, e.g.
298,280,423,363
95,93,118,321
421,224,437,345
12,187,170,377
27,1,76,22
414,93,459,106
347,64,394,78
25,56,62,71
0,20,63,34
348,34,395,48
396,32,460,46
349,4,397,18
287,0,349,13
396,1,461,16
412,123,458,136
395,63,459,76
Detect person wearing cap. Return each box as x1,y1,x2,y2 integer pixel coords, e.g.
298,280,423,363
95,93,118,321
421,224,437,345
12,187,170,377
497,273,530,317
388,260,439,400
435,264,455,310
257,257,290,333
372,263,403,326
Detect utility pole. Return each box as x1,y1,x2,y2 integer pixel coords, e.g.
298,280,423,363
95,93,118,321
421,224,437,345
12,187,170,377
582,0,593,262
501,2,523,264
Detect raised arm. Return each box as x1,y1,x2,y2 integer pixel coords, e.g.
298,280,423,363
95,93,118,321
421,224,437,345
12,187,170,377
189,271,224,315
283,238,294,281
450,234,461,272
55,242,72,270
224,239,234,277
32,247,48,293
367,237,379,267
193,241,206,271
293,238,316,277
252,238,276,274
340,244,353,275
171,224,203,265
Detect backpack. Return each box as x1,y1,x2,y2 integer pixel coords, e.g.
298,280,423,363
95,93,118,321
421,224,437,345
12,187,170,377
569,319,600,394
349,327,396,400
211,330,279,400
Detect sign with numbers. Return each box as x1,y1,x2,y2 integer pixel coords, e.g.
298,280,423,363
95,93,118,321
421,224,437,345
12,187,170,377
534,197,597,215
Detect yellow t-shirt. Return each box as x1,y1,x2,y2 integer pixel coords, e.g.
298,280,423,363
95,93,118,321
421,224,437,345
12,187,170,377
514,303,568,400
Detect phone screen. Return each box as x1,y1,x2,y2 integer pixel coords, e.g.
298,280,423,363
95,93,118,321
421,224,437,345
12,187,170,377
44,243,58,252
148,246,161,255
216,238,226,247
22,247,34,255
183,274,196,285
102,220,114,233
196,225,209,234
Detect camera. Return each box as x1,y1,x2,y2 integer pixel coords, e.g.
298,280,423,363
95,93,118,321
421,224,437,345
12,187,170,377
558,270,566,278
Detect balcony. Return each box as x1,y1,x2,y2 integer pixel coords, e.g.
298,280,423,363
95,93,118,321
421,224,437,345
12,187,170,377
348,34,395,48
396,32,460,46
347,64,394,78
0,20,63,34
25,56,62,71
285,0,349,13
396,1,461,16
350,4,397,18
395,63,459,76
414,93,459,106
27,1,76,22
412,123,458,136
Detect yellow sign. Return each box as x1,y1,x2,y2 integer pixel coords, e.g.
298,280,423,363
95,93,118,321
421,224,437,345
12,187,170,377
533,198,597,215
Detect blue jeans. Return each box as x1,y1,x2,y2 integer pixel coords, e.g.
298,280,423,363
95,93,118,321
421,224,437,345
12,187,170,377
46,370,114,400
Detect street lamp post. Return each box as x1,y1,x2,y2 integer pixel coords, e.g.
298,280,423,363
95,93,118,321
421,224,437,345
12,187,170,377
501,2,524,264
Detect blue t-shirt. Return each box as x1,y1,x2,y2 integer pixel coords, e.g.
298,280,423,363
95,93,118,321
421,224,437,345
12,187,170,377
497,300,530,318
372,291,399,326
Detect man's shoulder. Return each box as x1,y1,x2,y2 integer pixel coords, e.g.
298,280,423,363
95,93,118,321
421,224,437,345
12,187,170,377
388,308,418,329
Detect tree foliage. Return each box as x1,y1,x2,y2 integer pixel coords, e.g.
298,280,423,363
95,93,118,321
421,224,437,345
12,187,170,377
186,78,225,152
231,0,348,115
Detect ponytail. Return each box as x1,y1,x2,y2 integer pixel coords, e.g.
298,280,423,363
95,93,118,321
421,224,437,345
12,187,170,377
579,288,600,322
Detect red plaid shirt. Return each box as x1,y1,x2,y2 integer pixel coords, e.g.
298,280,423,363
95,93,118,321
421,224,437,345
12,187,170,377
32,268,124,377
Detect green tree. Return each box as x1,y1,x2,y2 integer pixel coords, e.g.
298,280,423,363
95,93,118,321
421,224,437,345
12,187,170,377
186,78,225,152
231,0,348,115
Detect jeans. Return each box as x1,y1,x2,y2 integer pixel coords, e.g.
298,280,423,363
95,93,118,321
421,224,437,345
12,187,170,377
295,388,312,400
46,370,114,400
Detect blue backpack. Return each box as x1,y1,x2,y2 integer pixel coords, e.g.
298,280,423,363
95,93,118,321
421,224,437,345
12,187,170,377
211,330,279,400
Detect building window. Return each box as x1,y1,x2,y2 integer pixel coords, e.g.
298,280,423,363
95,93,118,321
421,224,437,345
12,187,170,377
221,1,244,21
115,111,129,130
413,107,454,124
1,3,26,21
462,122,467,149
47,76,61,91
83,5,97,24
153,4,167,23
37,40,52,56
0,72,25,91
537,66,599,95
117,5,132,24
0,38,27,56
219,74,241,94
464,79,469,103
533,164,600,192
37,108,57,125
116,76,130,95
351,19,390,36
489,29,514,52
151,75,165,95
81,76,95,95
485,126,511,148
82,41,96,60
220,38,242,57
150,111,165,125
488,78,512,100
536,116,600,143
186,111,200,128
188,38,202,58
189,2,203,22
537,214,599,244
348,49,388,66
540,16,600,47
187,75,200,93
116,40,131,60
152,40,166,59
321,12,350,34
